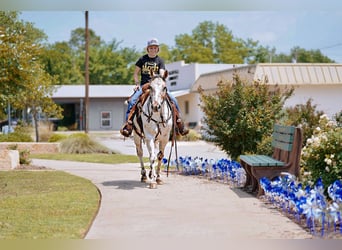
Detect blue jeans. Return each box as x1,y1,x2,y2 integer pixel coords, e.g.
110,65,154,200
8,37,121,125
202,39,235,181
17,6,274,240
125,90,180,120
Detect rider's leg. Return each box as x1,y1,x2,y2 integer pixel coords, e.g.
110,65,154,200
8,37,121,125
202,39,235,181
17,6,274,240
167,93,189,136
120,89,142,137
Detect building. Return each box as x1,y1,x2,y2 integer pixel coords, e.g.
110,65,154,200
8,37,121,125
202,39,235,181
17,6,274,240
51,62,342,131
192,63,342,120
52,85,132,131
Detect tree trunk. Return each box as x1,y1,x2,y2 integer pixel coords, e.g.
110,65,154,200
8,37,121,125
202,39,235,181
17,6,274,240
33,111,39,142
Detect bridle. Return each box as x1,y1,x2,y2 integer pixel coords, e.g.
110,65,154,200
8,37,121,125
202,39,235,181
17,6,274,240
142,76,172,136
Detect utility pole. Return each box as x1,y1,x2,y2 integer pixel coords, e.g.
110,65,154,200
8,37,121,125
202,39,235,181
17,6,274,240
85,11,90,133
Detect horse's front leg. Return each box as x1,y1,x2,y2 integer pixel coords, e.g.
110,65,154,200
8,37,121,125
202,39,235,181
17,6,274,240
156,135,168,185
145,138,157,188
156,150,164,185
134,135,147,182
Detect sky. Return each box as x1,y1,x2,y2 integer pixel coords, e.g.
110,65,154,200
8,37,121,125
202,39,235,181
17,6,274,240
5,0,342,62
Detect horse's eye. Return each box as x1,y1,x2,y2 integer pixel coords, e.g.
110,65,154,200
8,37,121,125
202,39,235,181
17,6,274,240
163,87,167,92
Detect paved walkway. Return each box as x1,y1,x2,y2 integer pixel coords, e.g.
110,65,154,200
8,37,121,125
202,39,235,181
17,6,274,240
32,135,312,240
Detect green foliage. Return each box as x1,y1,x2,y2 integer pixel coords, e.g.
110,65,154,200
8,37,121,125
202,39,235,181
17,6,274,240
48,133,68,142
175,129,201,142
0,130,33,142
59,133,112,154
6,144,32,165
199,74,293,160
256,98,325,156
334,110,342,127
0,11,63,142
289,46,335,63
282,98,324,146
40,42,84,84
255,135,273,156
301,115,342,189
41,29,140,85
173,21,247,64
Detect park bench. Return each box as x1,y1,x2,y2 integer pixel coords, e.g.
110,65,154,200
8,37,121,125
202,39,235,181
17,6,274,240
240,124,303,197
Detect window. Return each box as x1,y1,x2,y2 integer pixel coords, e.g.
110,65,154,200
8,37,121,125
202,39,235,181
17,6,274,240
101,111,111,128
185,101,189,114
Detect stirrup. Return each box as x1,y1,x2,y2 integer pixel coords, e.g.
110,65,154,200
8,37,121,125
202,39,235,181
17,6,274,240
176,119,189,136
120,122,133,137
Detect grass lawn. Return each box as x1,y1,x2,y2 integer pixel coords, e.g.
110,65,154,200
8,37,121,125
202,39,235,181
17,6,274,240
31,153,145,164
0,152,151,239
0,170,100,239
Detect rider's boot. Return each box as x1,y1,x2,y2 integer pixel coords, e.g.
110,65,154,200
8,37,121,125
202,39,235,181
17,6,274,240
120,105,136,137
172,105,189,136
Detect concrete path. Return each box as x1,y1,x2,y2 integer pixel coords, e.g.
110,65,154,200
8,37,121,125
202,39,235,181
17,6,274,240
31,135,312,240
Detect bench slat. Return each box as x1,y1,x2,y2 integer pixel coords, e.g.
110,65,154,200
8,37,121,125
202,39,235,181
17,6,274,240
272,140,293,151
271,125,295,151
240,155,284,167
274,124,295,134
273,133,294,143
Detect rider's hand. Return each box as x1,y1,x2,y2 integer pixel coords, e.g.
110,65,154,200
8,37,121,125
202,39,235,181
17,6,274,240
134,84,140,91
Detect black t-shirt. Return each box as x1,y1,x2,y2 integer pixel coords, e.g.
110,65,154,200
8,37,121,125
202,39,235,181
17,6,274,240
135,54,165,85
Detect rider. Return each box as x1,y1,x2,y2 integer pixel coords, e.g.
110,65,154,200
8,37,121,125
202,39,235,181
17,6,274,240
120,38,189,137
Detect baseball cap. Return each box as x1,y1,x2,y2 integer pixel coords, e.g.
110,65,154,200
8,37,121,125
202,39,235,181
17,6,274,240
147,38,159,47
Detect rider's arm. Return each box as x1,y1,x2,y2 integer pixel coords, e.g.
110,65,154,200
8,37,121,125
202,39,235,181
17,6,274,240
134,66,141,86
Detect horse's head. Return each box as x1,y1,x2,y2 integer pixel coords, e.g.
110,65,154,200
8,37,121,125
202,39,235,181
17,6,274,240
149,70,168,112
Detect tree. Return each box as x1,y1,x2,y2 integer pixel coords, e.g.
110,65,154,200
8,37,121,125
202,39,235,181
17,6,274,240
172,21,248,64
290,46,335,63
11,62,63,142
199,73,294,160
88,40,139,84
0,11,62,141
40,41,84,84
69,27,102,52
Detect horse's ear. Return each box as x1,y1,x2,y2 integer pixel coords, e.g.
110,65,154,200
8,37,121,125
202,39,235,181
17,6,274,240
163,70,168,80
150,69,155,77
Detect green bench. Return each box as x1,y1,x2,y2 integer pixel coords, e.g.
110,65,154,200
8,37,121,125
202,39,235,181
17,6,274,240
240,124,303,197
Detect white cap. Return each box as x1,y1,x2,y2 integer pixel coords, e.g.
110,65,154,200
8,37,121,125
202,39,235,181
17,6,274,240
147,38,159,47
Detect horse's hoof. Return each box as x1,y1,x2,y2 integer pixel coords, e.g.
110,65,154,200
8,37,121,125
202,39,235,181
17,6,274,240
141,176,148,183
149,182,157,189
156,178,163,185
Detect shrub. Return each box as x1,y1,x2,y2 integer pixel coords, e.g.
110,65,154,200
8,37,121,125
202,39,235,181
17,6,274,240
59,133,112,154
301,114,342,189
175,129,201,141
48,133,68,142
255,134,273,156
199,74,293,160
7,144,32,165
37,122,54,142
0,131,33,142
282,98,324,146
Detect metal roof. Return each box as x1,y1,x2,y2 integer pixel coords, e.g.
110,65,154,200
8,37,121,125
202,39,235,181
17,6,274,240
191,63,342,92
254,63,342,85
52,85,134,98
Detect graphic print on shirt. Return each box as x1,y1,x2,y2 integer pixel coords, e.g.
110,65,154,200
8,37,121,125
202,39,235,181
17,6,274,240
141,61,159,76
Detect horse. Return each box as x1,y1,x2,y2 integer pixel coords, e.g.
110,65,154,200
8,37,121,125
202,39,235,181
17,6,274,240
132,70,174,188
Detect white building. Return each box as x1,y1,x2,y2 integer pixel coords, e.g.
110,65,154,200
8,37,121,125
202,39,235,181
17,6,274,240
192,63,342,121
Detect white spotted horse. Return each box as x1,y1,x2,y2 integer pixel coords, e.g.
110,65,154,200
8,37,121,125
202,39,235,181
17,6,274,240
132,70,174,188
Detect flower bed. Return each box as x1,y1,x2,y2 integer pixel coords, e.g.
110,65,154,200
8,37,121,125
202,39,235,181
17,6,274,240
163,156,246,187
260,174,342,238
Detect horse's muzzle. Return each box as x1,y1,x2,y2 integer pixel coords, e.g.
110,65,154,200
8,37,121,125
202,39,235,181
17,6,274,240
152,102,161,112
152,104,160,112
